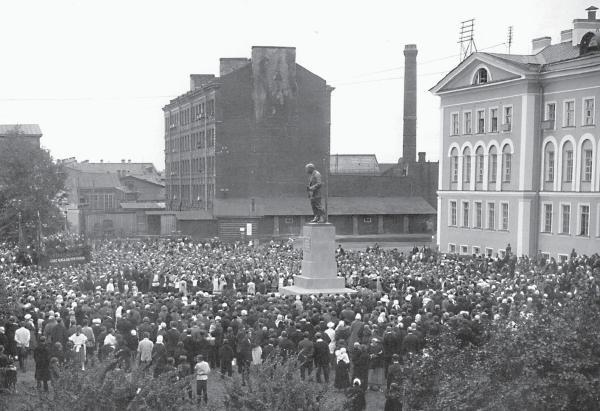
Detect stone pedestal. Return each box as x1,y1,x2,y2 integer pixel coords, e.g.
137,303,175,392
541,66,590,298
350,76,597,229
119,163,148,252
281,223,355,295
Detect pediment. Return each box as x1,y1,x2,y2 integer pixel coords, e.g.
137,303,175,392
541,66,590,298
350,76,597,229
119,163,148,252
431,54,527,94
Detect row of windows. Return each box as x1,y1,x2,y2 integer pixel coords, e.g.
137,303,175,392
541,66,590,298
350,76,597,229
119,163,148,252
166,129,216,153
167,183,215,205
166,156,215,177
544,98,595,129
448,200,509,231
540,202,594,237
450,105,512,136
164,100,216,130
449,142,513,186
83,193,115,211
542,135,597,190
447,243,508,258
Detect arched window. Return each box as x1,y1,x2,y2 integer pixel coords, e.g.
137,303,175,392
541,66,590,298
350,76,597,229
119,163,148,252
463,147,472,184
488,146,498,184
580,139,594,187
544,142,555,183
562,140,574,183
450,148,459,184
502,144,512,183
475,146,485,183
473,68,490,85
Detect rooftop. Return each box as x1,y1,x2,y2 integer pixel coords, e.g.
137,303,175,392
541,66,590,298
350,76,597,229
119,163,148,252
330,154,380,174
0,124,42,137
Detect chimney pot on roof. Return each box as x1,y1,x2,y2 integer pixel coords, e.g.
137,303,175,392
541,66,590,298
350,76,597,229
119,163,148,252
531,36,551,54
121,159,125,163
100,159,103,163
128,159,131,163
587,6,598,20
418,152,426,163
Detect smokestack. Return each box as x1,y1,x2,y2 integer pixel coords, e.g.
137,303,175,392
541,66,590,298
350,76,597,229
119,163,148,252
403,44,418,163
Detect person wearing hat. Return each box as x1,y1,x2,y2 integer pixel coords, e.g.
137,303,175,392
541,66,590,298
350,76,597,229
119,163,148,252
15,321,31,372
298,331,314,381
33,336,51,392
387,353,403,390
305,163,326,223
314,332,330,384
194,354,210,405
367,337,385,391
218,338,234,378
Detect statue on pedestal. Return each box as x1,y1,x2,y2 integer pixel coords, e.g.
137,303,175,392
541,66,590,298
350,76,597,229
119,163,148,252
305,163,327,223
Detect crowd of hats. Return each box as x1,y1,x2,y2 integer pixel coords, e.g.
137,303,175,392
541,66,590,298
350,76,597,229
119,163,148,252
1,237,599,378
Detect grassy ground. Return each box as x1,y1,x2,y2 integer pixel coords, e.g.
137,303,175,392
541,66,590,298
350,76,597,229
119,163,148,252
2,361,386,411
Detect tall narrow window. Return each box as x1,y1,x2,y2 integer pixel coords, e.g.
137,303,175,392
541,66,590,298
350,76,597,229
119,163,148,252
450,201,457,226
545,144,555,182
489,146,498,184
564,100,575,127
451,113,459,135
565,149,574,182
503,106,512,131
546,103,556,129
561,204,570,234
579,205,590,236
476,147,484,183
477,110,485,134
462,202,470,227
501,203,509,230
584,98,594,126
463,148,471,184
502,144,512,183
450,148,459,183
475,202,482,228
464,112,472,134
488,203,495,230
490,108,498,132
582,148,593,182
542,204,552,233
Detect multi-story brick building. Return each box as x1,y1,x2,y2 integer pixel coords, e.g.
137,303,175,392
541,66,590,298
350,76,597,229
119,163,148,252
161,45,437,240
432,6,600,258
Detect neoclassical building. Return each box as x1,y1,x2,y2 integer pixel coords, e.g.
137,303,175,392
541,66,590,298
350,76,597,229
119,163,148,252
431,6,600,258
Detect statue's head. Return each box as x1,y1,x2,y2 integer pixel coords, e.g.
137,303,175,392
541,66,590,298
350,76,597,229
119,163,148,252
305,163,315,174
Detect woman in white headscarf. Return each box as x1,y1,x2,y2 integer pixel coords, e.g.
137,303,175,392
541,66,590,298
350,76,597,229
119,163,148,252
334,347,350,389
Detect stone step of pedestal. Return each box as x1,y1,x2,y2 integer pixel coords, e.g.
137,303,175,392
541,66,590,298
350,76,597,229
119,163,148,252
293,274,345,289
279,285,356,296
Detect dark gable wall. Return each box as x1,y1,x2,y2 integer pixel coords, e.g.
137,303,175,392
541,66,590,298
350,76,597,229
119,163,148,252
217,65,254,199
216,56,330,201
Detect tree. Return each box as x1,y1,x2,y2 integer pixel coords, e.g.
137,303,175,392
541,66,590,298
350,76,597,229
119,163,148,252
0,133,66,245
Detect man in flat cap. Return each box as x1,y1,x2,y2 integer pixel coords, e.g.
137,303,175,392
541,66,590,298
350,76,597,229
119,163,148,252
305,163,326,223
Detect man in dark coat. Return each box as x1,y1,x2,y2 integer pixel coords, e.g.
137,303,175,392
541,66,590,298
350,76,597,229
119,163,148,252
313,333,330,384
297,332,314,380
387,354,403,389
218,339,234,378
34,336,51,392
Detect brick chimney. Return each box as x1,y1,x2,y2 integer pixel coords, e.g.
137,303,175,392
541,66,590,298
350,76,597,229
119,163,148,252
190,74,215,91
418,152,426,163
403,44,418,163
220,58,250,76
531,36,551,54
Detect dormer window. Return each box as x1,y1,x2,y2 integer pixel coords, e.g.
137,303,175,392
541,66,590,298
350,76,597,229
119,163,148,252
473,67,490,85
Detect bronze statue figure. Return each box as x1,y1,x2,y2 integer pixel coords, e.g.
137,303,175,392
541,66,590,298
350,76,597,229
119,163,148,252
305,163,326,223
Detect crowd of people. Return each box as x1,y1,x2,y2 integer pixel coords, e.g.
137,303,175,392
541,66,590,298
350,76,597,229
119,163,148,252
1,236,599,409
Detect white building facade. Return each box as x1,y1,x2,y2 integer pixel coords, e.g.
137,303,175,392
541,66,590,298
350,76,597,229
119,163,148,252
432,7,600,259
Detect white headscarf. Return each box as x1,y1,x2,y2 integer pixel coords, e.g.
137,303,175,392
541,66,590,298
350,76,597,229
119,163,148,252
335,347,349,364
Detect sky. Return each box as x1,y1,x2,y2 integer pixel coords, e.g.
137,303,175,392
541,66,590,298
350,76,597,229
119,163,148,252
0,0,592,169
